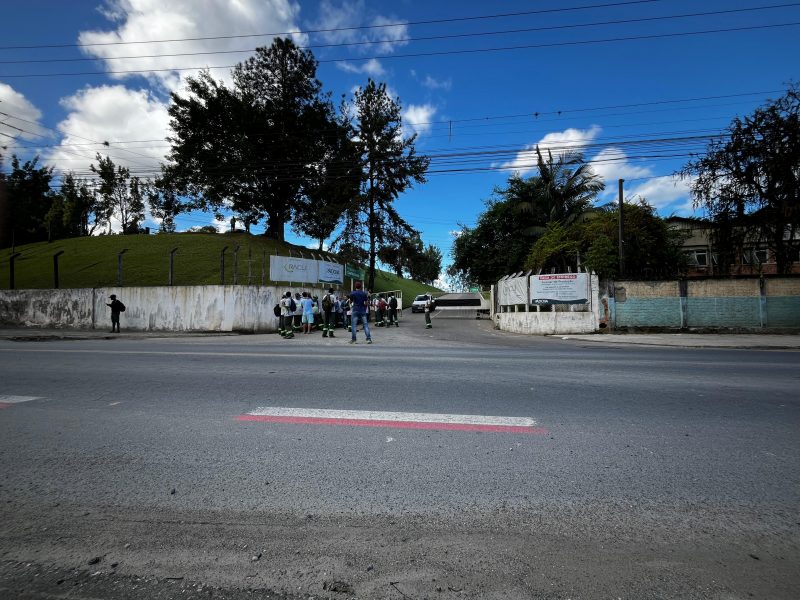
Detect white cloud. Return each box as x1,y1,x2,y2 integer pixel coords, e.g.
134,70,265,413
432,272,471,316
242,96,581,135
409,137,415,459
626,175,696,215
0,83,48,142
78,0,304,92
402,103,437,137
500,126,601,175
421,75,452,92
47,85,169,173
337,58,386,77
312,1,409,55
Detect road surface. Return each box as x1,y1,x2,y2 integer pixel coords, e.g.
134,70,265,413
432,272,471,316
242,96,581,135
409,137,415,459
1,314,798,599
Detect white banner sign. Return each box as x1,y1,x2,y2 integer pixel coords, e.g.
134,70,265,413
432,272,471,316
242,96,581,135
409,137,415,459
530,273,588,305
318,260,344,284
270,256,319,284
498,276,528,305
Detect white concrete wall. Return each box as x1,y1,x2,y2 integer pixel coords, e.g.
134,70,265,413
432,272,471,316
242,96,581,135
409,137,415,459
0,285,332,332
493,273,601,335
496,311,598,335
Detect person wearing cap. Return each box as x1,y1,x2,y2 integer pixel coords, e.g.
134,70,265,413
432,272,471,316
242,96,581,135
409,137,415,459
106,294,125,333
347,281,372,344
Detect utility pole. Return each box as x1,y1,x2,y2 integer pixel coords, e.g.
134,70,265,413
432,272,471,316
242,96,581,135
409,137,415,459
618,178,625,278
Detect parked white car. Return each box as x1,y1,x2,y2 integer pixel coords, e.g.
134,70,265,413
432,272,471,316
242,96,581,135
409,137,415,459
411,294,434,313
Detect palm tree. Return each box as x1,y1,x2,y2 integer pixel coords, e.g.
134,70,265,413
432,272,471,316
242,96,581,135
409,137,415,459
513,147,604,231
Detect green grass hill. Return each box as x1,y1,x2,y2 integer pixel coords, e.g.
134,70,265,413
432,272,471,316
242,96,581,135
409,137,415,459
0,233,441,308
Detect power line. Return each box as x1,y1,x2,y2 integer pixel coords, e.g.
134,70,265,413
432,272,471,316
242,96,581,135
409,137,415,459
0,0,663,51
3,3,796,65
3,21,798,79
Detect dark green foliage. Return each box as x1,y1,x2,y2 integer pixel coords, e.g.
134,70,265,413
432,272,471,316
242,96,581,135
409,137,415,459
681,85,800,274
90,154,144,234
165,38,336,241
582,201,688,279
5,155,55,247
409,243,443,285
450,150,603,285
449,197,539,286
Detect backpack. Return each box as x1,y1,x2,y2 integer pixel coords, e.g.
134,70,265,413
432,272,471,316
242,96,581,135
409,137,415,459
428,298,436,311
378,299,387,310
322,294,333,312
389,297,397,309
273,304,281,318
118,301,126,312
289,297,297,312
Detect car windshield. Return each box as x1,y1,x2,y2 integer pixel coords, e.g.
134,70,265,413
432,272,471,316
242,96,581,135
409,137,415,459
414,295,429,301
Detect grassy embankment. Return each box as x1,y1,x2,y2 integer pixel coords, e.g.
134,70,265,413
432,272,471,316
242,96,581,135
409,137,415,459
0,233,440,308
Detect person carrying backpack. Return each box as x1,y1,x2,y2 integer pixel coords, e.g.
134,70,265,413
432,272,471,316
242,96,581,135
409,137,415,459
376,295,387,327
321,288,337,338
387,293,399,327
106,294,125,333
280,292,295,339
424,295,435,329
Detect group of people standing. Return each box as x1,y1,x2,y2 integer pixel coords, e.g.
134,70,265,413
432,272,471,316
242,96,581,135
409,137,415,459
276,282,402,344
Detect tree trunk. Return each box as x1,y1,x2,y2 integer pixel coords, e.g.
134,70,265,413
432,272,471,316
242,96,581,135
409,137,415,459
368,179,376,292
264,213,285,241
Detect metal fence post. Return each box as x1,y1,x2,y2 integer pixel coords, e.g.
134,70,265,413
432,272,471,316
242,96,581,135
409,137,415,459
233,245,240,285
117,249,128,287
9,252,21,290
169,247,178,286
220,246,228,285
53,250,65,289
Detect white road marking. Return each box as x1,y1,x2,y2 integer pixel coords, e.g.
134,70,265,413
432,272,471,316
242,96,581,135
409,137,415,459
245,407,537,427
0,395,42,403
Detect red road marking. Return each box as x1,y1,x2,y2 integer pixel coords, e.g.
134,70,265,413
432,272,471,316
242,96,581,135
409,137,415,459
0,403,12,409
236,414,548,434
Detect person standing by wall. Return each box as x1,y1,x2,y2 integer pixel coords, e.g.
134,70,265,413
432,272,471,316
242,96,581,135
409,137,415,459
300,291,315,335
280,292,295,339
348,282,372,344
106,294,125,333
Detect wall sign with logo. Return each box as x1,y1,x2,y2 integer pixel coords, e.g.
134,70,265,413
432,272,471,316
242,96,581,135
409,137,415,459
530,273,589,305
318,260,344,284
345,264,365,281
269,256,319,284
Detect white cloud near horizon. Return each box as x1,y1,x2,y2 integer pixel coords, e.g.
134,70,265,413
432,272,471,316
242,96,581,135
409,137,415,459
500,126,602,175
78,0,305,93
500,125,696,215
47,85,170,173
0,83,48,143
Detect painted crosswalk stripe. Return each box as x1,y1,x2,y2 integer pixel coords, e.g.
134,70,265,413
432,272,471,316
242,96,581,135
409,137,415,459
236,407,546,434
0,395,42,409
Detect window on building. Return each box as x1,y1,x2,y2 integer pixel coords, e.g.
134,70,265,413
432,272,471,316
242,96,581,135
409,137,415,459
752,249,769,264
685,250,708,267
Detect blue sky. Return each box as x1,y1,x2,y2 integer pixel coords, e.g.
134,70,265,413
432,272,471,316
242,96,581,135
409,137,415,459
1,0,798,279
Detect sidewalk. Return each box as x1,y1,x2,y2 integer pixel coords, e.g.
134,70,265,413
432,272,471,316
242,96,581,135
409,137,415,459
554,333,800,349
0,327,238,341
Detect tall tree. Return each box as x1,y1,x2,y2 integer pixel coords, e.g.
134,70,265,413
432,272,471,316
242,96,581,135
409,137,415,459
60,172,100,236
510,148,603,234
681,85,800,274
90,154,144,234
166,38,334,240
409,243,443,285
144,176,185,233
292,101,360,250
345,80,429,290
5,155,54,247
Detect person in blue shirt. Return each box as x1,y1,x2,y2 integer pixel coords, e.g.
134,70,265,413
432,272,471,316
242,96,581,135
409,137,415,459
300,291,315,335
348,281,372,344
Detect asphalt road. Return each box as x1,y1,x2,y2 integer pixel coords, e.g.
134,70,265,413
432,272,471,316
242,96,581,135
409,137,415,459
1,313,798,599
